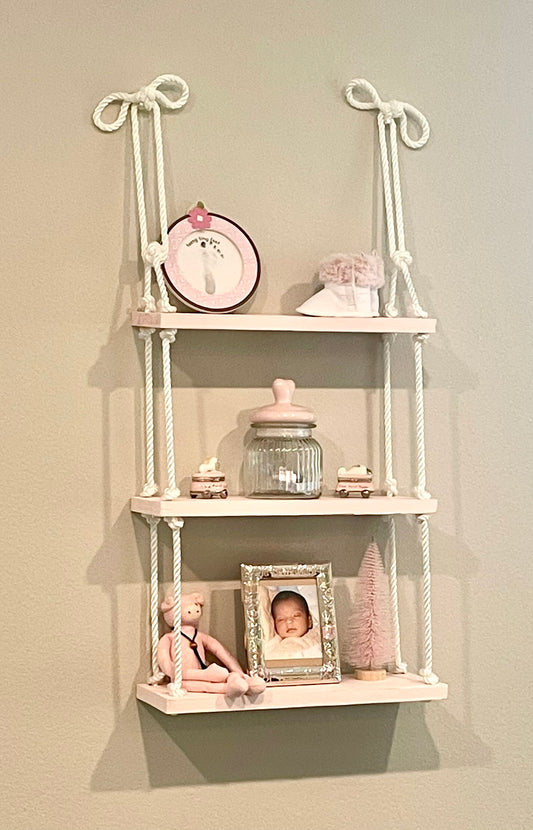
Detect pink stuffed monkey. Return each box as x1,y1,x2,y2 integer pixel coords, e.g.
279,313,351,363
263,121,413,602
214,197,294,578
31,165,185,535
157,592,266,697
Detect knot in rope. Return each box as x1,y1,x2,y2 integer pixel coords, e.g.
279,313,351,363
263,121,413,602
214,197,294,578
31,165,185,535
344,78,430,149
391,249,413,268
156,299,177,313
136,85,157,110
92,73,190,132
166,517,184,530
138,327,155,341
163,487,182,500
143,240,168,267
414,485,432,499
380,99,404,123
140,483,159,497
419,668,439,685
142,514,160,527
160,329,177,344
139,295,157,313
168,682,187,699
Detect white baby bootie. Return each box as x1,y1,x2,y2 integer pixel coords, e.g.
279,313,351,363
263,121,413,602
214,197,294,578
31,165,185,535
296,252,384,317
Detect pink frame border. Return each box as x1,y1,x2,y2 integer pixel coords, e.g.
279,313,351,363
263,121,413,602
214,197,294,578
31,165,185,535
162,213,261,313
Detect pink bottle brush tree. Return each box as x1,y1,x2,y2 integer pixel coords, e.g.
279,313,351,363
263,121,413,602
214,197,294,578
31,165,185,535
348,540,392,681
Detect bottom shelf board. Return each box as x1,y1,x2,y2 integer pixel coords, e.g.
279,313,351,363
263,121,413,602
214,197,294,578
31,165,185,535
137,673,448,715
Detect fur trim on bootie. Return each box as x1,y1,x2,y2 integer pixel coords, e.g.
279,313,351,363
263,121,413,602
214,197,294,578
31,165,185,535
318,252,385,289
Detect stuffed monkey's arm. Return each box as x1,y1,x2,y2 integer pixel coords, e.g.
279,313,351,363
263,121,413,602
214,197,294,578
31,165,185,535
200,633,243,674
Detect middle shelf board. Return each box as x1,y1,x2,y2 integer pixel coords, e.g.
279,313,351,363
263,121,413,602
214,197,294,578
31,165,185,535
131,311,437,335
131,495,438,518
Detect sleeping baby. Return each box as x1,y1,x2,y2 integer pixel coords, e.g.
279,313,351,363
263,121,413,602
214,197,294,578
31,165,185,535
264,590,322,661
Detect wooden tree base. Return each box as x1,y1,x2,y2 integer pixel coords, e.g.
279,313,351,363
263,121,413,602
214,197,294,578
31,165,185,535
354,668,387,681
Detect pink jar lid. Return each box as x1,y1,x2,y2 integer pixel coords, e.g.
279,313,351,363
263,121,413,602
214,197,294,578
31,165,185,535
250,379,316,425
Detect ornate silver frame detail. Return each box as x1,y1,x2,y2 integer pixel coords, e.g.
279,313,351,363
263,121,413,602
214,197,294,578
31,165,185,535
240,562,341,685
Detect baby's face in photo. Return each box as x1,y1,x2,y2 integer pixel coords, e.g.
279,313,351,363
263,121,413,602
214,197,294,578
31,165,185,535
272,598,310,639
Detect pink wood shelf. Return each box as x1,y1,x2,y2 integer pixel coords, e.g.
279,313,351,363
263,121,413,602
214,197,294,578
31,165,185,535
131,495,438,518
131,311,436,334
137,673,448,715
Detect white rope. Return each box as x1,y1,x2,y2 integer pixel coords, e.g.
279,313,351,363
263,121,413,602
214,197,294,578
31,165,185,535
166,517,186,697
93,74,189,311
138,328,158,497
344,78,429,317
129,104,155,312
413,334,431,499
417,515,439,684
376,114,399,317
142,515,164,684
385,516,407,673
160,329,180,499
382,333,398,496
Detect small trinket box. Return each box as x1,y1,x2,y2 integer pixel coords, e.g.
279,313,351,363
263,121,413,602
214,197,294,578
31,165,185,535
335,464,374,498
189,457,228,499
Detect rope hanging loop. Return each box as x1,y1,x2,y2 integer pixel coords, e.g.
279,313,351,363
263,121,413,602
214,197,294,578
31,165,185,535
343,77,430,318
92,72,189,313
92,74,190,132
344,78,430,149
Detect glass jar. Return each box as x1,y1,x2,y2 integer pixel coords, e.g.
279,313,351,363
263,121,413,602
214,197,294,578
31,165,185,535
243,379,323,498
244,423,322,498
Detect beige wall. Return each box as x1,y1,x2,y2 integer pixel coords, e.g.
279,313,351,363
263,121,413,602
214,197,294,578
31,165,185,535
2,2,532,828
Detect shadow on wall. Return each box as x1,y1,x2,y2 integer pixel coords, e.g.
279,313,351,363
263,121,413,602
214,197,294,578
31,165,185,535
136,701,406,784
90,690,490,790
89,696,405,788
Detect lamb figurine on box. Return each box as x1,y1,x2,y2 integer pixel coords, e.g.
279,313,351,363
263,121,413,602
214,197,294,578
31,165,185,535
157,592,266,698
296,252,385,317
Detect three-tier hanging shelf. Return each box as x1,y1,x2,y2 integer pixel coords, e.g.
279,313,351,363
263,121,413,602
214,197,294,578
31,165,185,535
93,74,448,715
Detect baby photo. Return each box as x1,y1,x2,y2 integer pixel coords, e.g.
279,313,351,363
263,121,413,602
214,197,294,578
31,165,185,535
241,562,341,685
259,579,323,667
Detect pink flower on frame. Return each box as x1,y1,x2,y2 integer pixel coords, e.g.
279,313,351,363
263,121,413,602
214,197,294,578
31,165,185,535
188,205,211,230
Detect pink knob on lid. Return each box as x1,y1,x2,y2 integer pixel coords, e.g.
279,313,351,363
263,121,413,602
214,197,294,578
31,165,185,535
250,378,316,424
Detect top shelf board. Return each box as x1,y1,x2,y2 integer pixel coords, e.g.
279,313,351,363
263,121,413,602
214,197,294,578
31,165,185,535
131,312,437,335
131,494,438,518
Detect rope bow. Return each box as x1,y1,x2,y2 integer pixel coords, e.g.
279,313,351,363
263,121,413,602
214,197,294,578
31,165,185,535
91,73,191,315
92,73,190,133
343,77,429,318
344,78,429,149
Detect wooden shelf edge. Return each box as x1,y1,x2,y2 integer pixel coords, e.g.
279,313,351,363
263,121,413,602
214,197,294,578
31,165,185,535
137,673,448,715
131,495,438,518
131,311,437,335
